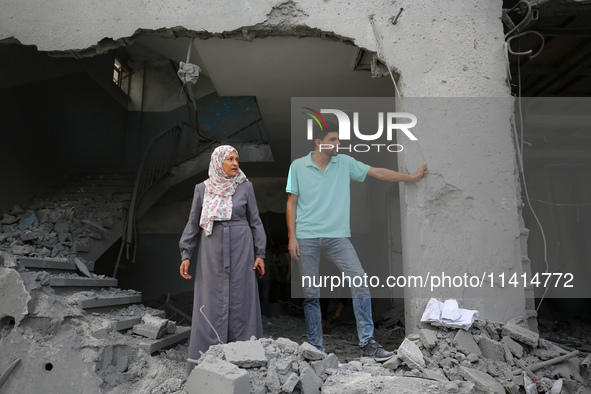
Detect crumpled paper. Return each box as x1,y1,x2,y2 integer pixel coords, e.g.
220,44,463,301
420,298,479,330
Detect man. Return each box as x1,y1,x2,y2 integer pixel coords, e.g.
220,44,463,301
286,124,428,360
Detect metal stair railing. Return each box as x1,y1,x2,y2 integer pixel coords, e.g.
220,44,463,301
114,118,266,277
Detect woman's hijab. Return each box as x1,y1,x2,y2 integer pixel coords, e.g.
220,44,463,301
200,145,247,235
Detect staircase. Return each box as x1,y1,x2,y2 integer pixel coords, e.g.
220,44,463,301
16,255,190,354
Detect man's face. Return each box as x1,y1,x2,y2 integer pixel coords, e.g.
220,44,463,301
316,131,340,156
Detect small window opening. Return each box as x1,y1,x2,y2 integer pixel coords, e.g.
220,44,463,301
113,57,130,94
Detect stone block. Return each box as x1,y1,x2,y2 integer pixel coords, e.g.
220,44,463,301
224,340,267,368
458,366,505,394
452,330,481,356
398,338,425,369
186,356,250,394
502,323,539,347
311,353,338,376
477,335,505,361
298,361,323,393
298,342,326,361
419,327,438,349
502,336,524,358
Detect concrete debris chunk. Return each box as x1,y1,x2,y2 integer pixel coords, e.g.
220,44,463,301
419,327,438,349
311,353,338,376
187,355,250,394
281,372,299,393
298,342,326,361
275,337,299,354
383,354,402,370
224,340,267,368
477,335,505,361
73,257,92,278
298,361,323,394
502,323,539,347
458,366,505,394
502,335,524,358
265,364,281,393
398,338,426,369
132,314,169,339
453,329,482,356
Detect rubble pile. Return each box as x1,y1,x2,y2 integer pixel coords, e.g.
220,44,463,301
0,195,124,259
190,316,590,394
378,318,591,394
0,254,188,393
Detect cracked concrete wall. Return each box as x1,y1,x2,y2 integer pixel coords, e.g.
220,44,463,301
0,0,526,327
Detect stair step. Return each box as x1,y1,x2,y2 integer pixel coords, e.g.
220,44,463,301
19,257,77,271
49,277,118,287
139,326,191,354
78,293,142,309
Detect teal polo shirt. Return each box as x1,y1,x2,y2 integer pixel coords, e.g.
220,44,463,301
286,152,370,239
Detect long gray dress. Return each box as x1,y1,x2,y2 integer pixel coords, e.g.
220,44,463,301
179,181,266,375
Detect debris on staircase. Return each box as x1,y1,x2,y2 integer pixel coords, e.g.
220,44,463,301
0,253,189,393
0,172,132,261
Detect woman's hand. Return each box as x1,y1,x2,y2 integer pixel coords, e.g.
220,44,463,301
253,258,265,278
180,259,192,279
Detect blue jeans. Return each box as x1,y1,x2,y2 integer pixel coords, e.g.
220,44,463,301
297,238,373,350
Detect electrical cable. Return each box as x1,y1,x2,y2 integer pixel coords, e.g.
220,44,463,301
511,42,552,311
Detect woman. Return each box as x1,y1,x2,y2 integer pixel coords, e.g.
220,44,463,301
179,145,266,375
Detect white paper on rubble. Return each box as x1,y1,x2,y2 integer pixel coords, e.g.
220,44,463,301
420,298,479,330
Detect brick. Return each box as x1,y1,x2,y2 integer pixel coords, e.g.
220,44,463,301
224,340,267,368
186,356,250,394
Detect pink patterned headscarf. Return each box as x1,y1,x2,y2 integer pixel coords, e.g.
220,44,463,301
200,145,247,236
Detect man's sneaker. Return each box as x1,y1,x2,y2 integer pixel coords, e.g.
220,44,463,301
360,338,394,361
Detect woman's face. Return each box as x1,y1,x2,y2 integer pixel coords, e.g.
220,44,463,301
222,151,239,177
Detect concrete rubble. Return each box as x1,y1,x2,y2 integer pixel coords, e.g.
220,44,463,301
0,253,190,393
0,191,125,259
186,315,591,394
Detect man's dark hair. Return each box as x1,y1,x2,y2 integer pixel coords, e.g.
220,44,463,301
312,121,338,142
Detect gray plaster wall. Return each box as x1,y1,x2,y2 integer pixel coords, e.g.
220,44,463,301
0,0,527,327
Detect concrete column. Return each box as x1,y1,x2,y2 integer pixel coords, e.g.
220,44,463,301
379,1,527,330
